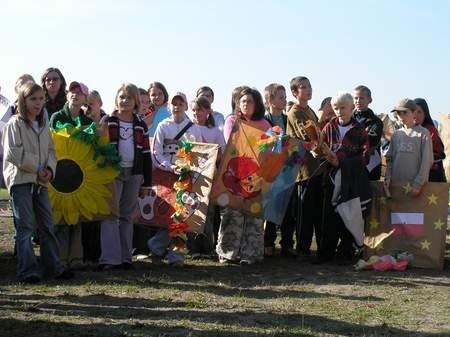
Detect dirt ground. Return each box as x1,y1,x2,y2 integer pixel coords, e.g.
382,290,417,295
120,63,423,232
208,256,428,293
0,202,449,337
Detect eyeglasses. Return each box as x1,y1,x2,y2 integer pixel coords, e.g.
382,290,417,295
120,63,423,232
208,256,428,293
45,77,60,82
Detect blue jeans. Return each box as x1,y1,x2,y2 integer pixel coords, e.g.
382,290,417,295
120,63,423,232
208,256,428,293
11,184,63,281
148,228,185,264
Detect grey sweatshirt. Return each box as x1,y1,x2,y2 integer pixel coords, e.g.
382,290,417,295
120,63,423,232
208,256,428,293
385,124,433,188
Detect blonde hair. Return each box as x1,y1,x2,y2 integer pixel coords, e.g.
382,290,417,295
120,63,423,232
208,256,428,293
114,83,140,112
264,83,285,110
331,92,354,107
14,74,35,94
88,90,103,105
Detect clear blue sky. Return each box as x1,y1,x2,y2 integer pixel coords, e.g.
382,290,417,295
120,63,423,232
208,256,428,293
1,0,450,119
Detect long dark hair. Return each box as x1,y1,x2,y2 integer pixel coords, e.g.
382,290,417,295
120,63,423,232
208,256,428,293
41,67,67,113
231,85,250,114
148,81,169,105
17,82,45,127
191,96,215,127
235,87,265,121
414,98,434,127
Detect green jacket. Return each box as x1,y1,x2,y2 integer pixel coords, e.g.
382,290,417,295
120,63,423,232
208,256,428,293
49,103,93,129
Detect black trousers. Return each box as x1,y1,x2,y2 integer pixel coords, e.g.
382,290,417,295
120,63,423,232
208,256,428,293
264,191,297,250
82,221,101,262
318,176,355,260
297,175,324,251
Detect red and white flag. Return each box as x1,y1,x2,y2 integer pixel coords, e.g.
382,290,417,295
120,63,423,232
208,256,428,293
391,212,424,236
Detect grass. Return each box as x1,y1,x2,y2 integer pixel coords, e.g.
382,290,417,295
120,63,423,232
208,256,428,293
0,212,449,336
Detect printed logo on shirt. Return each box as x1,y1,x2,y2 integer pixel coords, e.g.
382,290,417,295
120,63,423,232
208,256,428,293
398,142,414,153
120,126,133,140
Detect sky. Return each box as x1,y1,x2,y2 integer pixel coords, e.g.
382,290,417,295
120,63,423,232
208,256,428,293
1,0,450,120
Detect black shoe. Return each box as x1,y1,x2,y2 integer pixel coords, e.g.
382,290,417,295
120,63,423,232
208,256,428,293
21,275,41,284
55,269,75,280
97,264,121,271
335,256,353,266
121,262,134,270
281,248,298,258
311,256,333,265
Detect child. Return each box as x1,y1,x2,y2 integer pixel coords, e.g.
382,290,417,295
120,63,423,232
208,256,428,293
41,67,67,118
385,99,433,197
318,92,370,265
286,101,295,114
188,96,226,258
146,82,171,137
1,74,35,123
262,83,296,257
148,92,202,267
1,74,36,188
86,90,106,123
2,82,73,283
352,85,383,180
286,76,324,258
317,97,333,128
50,81,93,269
98,83,152,270
413,98,446,182
79,90,107,263
216,87,271,265
196,86,225,132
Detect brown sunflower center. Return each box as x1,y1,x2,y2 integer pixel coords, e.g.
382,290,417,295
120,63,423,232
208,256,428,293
51,159,84,193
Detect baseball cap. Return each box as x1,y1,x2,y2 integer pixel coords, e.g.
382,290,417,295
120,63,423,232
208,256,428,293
170,91,187,104
391,98,417,112
68,81,89,96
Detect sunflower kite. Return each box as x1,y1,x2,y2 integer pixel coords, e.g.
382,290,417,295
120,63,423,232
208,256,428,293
49,122,120,225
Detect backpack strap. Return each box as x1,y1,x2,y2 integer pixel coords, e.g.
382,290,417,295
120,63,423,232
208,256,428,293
174,121,193,140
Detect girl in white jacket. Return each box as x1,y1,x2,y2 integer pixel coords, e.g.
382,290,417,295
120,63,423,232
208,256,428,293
2,82,73,283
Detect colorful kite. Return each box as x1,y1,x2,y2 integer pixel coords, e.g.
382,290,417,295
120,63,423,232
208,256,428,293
210,120,309,224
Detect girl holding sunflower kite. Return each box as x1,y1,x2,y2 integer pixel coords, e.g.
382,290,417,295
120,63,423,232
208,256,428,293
98,83,152,271
50,81,93,269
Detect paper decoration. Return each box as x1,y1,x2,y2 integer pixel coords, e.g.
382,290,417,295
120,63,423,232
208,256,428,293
210,120,307,224
49,123,120,225
136,142,218,233
365,181,448,270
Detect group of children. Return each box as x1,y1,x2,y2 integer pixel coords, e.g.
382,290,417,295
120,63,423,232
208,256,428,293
0,67,447,283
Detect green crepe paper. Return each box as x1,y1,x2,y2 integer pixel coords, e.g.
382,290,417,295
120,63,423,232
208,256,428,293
258,144,268,152
176,190,185,205
179,139,193,152
53,121,121,172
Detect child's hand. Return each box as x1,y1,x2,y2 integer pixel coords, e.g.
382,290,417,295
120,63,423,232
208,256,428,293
171,165,182,175
325,151,339,167
38,168,52,183
411,186,421,197
139,187,151,198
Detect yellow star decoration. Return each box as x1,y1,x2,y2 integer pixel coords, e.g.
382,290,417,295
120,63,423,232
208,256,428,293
379,197,387,205
369,218,380,231
402,182,412,194
434,218,445,230
420,239,431,250
427,193,438,205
